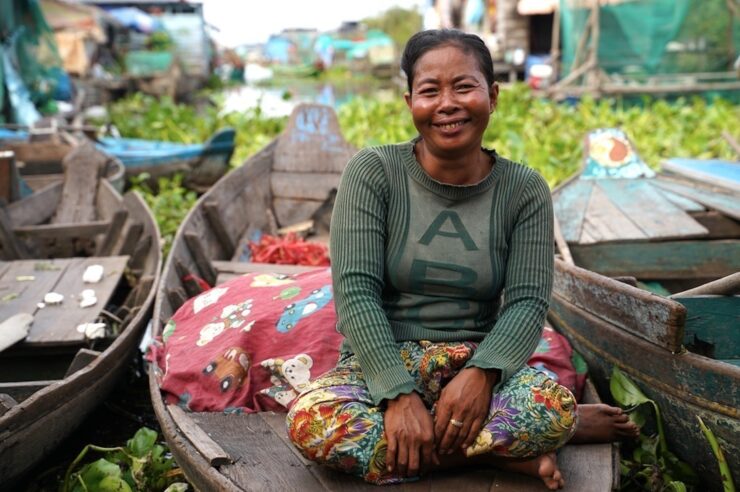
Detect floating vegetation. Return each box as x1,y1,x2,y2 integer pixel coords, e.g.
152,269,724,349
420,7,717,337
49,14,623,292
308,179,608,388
61,427,188,492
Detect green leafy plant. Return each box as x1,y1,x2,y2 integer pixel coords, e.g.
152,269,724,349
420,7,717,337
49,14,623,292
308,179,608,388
103,86,737,262
610,367,698,491
697,417,736,492
61,427,187,492
129,174,198,257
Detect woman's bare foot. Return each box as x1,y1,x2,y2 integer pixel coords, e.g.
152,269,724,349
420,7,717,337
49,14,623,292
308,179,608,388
495,452,564,490
570,403,640,443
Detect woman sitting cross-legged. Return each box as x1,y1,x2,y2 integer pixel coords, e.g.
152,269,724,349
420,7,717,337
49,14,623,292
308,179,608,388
286,29,636,489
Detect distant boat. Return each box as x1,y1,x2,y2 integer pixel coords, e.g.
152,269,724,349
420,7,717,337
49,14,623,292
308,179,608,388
1,127,236,192
96,127,236,192
0,128,125,195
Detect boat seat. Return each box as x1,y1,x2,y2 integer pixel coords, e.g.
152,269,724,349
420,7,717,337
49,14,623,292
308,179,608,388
0,256,129,347
211,260,322,286
270,104,356,228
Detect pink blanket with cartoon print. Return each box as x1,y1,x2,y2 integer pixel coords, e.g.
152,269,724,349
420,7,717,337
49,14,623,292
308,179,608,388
150,267,585,413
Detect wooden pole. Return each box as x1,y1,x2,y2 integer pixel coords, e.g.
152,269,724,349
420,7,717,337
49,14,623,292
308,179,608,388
671,272,740,298
721,131,740,157
549,4,561,86
553,215,574,265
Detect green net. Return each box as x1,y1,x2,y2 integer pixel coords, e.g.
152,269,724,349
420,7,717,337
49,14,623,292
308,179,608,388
1,0,63,121
560,0,740,76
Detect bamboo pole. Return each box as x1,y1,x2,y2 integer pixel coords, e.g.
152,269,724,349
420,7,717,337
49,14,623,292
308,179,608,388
671,272,740,298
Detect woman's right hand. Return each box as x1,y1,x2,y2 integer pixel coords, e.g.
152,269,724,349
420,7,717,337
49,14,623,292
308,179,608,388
384,392,439,478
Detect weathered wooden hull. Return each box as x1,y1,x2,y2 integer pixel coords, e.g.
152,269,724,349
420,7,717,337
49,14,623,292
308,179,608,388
0,137,126,194
147,105,619,491
548,260,739,490
0,185,161,484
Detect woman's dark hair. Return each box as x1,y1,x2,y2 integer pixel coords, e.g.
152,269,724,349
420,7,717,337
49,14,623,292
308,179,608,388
401,29,495,93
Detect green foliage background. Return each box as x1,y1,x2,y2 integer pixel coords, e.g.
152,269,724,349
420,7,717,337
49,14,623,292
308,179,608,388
108,86,739,252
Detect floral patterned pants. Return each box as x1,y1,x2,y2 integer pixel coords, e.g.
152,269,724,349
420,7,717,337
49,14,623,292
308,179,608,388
286,341,577,485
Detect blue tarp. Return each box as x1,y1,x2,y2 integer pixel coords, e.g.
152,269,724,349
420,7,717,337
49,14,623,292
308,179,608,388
104,7,162,33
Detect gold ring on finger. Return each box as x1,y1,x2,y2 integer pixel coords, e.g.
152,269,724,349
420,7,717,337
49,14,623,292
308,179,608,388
449,418,464,428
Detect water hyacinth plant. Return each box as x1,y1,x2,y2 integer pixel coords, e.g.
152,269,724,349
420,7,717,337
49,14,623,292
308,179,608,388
61,427,187,492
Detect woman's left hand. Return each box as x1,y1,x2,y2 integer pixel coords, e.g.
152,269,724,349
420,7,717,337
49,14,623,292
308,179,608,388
433,367,499,455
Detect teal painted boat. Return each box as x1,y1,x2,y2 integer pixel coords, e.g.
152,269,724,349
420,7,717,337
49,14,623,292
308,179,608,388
550,128,739,490
96,127,236,192
661,157,740,194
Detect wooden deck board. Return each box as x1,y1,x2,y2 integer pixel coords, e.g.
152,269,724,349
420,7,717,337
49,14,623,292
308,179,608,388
0,259,69,322
197,410,615,491
653,179,740,221
596,180,708,239
24,256,129,346
190,412,326,491
213,260,323,285
571,239,740,280
552,180,594,243
580,184,646,244
658,188,705,213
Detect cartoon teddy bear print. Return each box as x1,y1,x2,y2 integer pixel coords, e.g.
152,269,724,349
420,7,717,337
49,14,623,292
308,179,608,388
259,354,314,407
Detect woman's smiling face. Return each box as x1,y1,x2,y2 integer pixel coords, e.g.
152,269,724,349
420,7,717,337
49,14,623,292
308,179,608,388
405,44,497,160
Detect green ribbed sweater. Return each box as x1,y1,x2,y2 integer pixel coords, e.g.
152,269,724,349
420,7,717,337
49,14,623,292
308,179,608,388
330,139,554,405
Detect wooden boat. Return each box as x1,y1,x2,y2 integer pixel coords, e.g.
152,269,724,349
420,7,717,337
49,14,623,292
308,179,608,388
550,128,739,489
96,127,237,192
0,140,161,484
147,104,619,491
1,126,236,193
0,128,125,195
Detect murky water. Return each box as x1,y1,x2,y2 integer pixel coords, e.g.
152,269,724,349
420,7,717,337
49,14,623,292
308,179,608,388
222,79,403,117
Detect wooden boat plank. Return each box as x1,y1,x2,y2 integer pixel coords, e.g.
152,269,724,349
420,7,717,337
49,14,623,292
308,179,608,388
549,297,739,489
52,141,105,224
661,158,740,193
6,181,62,227
14,221,110,239
95,209,128,256
273,104,356,174
691,211,740,239
259,412,610,491
658,188,705,212
0,207,30,260
3,140,71,167
26,256,129,346
213,261,321,276
571,239,740,280
190,412,326,491
653,178,740,221
677,296,739,360
552,180,594,242
553,259,685,352
63,348,101,377
203,200,235,253
95,179,125,222
184,232,218,287
0,259,69,322
273,197,327,228
596,180,708,239
271,171,342,201
0,381,58,403
580,184,646,244
0,394,18,417
168,405,231,466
